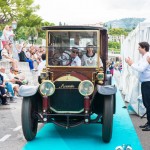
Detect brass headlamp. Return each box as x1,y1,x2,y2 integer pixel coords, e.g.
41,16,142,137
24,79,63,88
96,72,104,84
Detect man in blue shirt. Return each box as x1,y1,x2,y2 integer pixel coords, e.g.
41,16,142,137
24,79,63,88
126,42,150,131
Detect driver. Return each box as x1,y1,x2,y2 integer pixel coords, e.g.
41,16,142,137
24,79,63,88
70,47,81,66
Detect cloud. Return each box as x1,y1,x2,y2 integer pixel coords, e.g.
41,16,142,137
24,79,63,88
106,0,150,10
34,0,150,25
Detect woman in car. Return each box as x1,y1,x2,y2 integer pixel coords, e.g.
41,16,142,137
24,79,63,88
81,43,103,67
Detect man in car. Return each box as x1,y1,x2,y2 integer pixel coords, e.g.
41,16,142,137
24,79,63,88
70,47,81,66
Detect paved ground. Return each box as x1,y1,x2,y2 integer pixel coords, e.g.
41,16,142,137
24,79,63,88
0,97,150,150
122,100,150,150
0,98,25,150
130,113,150,150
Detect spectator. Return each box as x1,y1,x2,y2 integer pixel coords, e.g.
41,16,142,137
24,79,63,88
0,73,9,105
36,46,45,61
15,44,22,54
37,54,46,83
106,61,110,74
0,67,15,99
0,67,19,98
9,67,27,85
119,61,122,73
1,25,10,48
109,61,115,76
8,26,15,43
1,43,19,71
19,47,34,70
125,41,150,131
30,45,40,69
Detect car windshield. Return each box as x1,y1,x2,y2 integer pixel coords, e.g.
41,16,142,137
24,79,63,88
47,30,101,67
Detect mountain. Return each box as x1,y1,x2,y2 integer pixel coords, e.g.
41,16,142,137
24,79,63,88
105,18,145,29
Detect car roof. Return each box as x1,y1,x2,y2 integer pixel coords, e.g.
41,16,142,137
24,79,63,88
42,25,107,31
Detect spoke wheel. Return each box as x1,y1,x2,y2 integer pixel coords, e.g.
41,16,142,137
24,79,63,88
50,52,71,66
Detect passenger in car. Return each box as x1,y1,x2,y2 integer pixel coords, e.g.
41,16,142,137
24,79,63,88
81,43,103,67
70,47,81,66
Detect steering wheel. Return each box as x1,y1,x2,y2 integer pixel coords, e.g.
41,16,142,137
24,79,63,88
49,51,72,66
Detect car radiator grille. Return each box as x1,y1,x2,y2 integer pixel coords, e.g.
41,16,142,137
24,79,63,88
50,81,84,113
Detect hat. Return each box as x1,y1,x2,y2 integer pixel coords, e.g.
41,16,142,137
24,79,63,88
86,42,93,47
72,47,79,51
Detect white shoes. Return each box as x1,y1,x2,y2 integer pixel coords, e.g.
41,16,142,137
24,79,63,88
13,96,19,99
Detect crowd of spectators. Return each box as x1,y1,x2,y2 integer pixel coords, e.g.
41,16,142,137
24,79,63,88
0,25,46,105
106,57,122,76
0,42,46,105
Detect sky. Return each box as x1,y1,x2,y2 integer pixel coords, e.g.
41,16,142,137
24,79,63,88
34,0,150,25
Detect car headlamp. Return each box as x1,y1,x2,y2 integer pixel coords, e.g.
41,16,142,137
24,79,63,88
96,73,104,81
39,81,55,96
78,80,94,96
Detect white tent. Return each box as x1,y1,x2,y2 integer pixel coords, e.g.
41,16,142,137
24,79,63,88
119,19,150,116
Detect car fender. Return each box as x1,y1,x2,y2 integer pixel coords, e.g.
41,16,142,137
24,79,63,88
19,85,39,97
97,84,117,95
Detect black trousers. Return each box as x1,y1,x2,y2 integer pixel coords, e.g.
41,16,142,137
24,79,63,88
0,86,6,104
141,81,150,125
38,76,42,84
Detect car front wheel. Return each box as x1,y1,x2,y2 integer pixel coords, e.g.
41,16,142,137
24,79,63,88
102,95,113,143
21,96,38,141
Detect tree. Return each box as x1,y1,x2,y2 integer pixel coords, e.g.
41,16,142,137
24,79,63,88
0,0,40,30
108,41,120,49
0,0,56,41
16,26,28,40
109,24,112,29
37,21,55,38
108,28,128,36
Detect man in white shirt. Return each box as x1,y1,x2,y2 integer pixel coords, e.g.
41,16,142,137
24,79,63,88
70,47,81,66
125,42,150,131
37,53,46,83
0,67,19,100
2,43,19,71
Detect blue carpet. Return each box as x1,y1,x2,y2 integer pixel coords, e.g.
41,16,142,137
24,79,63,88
22,86,143,150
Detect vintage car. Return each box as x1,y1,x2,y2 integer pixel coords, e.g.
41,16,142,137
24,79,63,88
19,26,117,143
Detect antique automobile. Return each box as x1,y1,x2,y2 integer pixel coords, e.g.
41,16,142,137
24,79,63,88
19,26,117,143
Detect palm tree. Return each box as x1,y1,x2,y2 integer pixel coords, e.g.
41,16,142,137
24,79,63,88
25,27,38,45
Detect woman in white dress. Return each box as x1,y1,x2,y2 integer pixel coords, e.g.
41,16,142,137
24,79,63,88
81,44,103,67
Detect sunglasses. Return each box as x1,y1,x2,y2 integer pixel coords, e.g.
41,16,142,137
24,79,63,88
72,51,78,54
